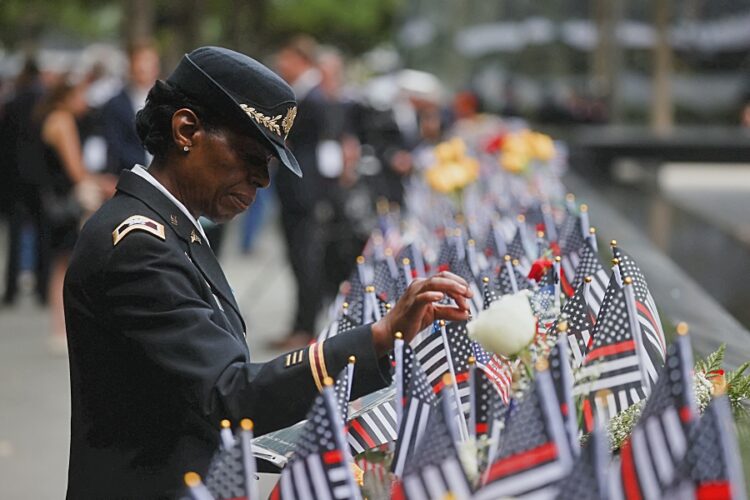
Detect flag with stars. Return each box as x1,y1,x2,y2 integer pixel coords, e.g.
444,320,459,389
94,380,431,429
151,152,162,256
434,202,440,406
495,259,531,296
470,359,509,440
411,321,474,416
477,364,574,500
392,392,474,500
559,214,585,297
612,247,667,364
666,394,747,500
572,239,608,317
548,337,579,458
373,258,397,304
343,268,366,325
318,310,358,342
575,279,663,432
274,382,361,500
203,422,259,500
614,331,697,498
391,344,437,477
507,226,529,265
549,283,596,367
480,274,499,310
472,343,513,404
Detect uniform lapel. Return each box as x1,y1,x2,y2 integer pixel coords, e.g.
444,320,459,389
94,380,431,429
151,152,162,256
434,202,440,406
115,170,246,333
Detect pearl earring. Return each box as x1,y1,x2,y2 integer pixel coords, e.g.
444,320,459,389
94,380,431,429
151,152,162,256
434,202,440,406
183,145,190,153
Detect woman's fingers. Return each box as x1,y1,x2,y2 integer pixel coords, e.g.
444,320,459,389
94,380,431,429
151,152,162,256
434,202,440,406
415,276,471,310
415,291,445,304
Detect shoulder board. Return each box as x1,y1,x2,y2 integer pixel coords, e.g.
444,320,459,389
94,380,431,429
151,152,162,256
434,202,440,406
112,215,166,246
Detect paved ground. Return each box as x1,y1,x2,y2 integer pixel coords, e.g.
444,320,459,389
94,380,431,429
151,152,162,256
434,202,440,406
0,214,295,499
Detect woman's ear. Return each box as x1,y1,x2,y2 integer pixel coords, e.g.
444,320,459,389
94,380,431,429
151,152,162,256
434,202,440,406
171,108,201,151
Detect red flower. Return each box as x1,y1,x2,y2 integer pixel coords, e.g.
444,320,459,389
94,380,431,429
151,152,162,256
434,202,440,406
484,133,507,154
528,258,553,282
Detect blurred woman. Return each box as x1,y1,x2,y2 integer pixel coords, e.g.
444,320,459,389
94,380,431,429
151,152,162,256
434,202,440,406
34,78,110,352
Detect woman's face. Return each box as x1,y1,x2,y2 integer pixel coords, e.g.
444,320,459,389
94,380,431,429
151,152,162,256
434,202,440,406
183,126,272,223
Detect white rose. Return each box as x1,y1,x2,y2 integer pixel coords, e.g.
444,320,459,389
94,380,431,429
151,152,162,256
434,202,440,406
467,290,536,357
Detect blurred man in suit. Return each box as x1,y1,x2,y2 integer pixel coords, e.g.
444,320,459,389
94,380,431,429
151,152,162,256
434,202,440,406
101,39,160,175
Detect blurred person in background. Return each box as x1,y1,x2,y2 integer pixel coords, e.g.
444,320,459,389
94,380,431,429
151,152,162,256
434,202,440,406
1,57,49,306
101,39,160,175
34,77,110,351
273,35,327,348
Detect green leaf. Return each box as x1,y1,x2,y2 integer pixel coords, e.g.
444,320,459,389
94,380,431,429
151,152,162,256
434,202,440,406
695,344,726,374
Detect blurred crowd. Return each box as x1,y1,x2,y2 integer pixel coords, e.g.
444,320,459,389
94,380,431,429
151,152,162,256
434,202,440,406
0,35,517,352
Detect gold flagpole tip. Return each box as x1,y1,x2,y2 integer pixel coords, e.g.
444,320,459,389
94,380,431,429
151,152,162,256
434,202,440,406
184,472,201,487
442,373,453,386
589,227,597,234
676,322,689,336
365,285,375,293
385,248,393,256
595,389,613,407
482,276,490,284
610,239,617,247
348,355,356,364
342,302,349,309
455,228,462,236
535,357,549,371
356,256,365,264
623,276,633,285
557,320,569,333
323,376,334,387
566,193,575,202
385,303,392,311
580,204,588,213
517,214,526,223
504,254,512,262
554,256,561,263
439,319,446,327
220,419,231,429
584,276,593,283
240,419,254,431
512,259,520,266
536,230,545,238
394,331,403,340
402,258,411,266
611,258,619,266
468,356,476,365
468,239,475,246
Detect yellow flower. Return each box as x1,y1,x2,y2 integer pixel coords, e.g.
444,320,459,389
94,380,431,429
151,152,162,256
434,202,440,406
501,150,528,173
529,132,555,161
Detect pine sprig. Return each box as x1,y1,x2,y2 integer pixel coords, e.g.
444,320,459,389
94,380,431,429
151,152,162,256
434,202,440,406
726,362,750,419
695,343,726,374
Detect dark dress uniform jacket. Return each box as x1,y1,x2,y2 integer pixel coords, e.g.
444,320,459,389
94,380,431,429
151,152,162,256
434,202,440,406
64,169,391,499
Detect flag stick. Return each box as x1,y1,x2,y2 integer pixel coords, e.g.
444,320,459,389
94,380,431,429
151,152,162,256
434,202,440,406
346,356,356,407
588,226,598,253
504,255,518,294
492,220,507,258
401,258,413,288
440,373,460,444
184,472,213,500
239,419,260,500
394,332,404,430
611,257,622,286
553,256,562,311
623,278,651,395
542,203,557,242
468,356,477,440
579,204,590,238
356,255,366,285
438,320,470,442
220,419,235,449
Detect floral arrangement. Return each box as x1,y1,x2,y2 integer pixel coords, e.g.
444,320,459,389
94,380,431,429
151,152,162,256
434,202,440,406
424,137,480,195
499,129,556,174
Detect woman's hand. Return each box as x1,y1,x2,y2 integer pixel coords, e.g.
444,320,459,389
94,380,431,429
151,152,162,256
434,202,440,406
370,271,473,356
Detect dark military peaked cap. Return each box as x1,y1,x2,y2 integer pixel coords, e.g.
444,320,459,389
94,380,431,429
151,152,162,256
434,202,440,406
167,46,302,177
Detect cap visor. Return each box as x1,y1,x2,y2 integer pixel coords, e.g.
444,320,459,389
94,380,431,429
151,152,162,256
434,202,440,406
273,143,302,177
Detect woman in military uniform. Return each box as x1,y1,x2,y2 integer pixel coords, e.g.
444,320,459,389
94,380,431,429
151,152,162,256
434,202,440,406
63,47,472,498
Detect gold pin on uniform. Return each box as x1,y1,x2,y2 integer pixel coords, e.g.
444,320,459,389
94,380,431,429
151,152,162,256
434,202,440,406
170,214,178,226
190,230,201,244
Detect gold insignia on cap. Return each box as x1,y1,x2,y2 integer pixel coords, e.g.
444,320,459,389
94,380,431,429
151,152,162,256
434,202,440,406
282,106,297,138
190,230,202,245
240,104,281,136
112,215,165,246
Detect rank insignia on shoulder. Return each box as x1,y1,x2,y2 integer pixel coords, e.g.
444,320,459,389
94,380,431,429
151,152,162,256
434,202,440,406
284,348,306,368
112,215,166,246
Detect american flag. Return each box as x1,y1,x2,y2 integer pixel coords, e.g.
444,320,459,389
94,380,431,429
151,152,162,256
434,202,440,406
614,331,697,498
202,421,259,500
495,257,531,295
411,321,473,417
507,225,529,265
549,337,579,458
472,342,513,404
347,399,398,455
549,283,596,367
392,391,474,500
612,247,667,364
398,243,426,279
558,213,585,297
554,421,611,500
373,258,397,303
572,238,608,317
531,283,557,321
391,344,437,477
469,358,509,440
343,267,366,325
334,363,354,423
273,382,361,500
575,279,663,432
477,363,574,499
665,394,747,500
480,275,499,310
318,308,358,342
483,219,508,262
